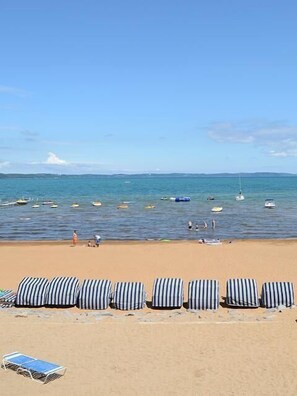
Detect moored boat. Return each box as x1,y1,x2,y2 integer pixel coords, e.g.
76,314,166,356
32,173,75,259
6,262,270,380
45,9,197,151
211,206,223,212
16,199,29,205
174,197,191,202
92,201,102,207
264,199,275,209
71,203,79,208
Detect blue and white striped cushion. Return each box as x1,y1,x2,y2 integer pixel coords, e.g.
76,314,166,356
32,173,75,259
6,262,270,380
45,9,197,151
152,278,184,308
226,278,259,307
113,282,146,310
261,282,295,308
78,279,112,310
15,277,49,306
188,279,219,310
46,277,80,306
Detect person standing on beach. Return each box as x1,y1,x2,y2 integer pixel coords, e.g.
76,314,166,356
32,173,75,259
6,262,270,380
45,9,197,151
94,234,101,247
72,230,78,246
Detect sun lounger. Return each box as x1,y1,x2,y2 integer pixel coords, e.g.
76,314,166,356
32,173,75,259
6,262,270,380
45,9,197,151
226,278,259,307
0,290,16,308
113,281,146,310
46,276,80,306
188,279,219,310
78,279,112,310
152,278,184,308
15,277,49,307
2,352,66,384
261,282,295,308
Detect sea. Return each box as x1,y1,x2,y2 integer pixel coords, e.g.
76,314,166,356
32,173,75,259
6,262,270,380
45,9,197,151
0,174,297,241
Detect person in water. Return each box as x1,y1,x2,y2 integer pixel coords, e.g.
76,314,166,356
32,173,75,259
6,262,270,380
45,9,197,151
188,221,193,230
195,224,199,231
211,219,216,230
203,221,208,229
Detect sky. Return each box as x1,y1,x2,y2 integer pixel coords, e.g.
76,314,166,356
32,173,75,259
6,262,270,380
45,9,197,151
1,0,297,174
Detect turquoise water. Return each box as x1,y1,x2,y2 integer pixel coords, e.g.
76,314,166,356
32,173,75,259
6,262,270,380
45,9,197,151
1,174,297,241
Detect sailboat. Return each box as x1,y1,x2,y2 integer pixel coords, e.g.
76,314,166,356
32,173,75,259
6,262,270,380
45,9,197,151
235,176,245,201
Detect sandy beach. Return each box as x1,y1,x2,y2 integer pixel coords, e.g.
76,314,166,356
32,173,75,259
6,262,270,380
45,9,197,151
0,240,296,395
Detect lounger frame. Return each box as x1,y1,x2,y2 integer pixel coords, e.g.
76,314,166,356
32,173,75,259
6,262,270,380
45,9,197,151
2,352,66,384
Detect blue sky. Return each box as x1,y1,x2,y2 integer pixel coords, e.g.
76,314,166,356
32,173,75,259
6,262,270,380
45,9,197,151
1,0,297,174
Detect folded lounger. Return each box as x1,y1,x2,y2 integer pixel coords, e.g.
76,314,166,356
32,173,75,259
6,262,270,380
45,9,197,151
226,278,259,307
78,279,112,310
0,290,16,308
188,279,219,310
2,352,66,384
113,281,146,310
46,276,80,306
261,282,295,308
15,277,49,307
152,278,184,308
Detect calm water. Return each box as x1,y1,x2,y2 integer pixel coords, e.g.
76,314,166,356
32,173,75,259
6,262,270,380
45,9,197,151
1,174,297,241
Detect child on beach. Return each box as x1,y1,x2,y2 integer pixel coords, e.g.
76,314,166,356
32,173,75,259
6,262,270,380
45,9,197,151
72,230,78,246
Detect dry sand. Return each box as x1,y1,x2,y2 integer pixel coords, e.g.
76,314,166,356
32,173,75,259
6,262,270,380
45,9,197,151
0,240,296,395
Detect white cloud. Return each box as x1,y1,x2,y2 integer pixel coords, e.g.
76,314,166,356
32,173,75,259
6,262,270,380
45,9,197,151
207,120,297,157
0,85,30,98
45,152,68,165
0,161,10,169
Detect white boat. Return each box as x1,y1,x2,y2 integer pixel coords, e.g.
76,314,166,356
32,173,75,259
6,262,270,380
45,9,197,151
16,199,29,205
71,203,79,208
211,206,223,213
92,201,102,207
235,192,245,201
42,200,54,205
264,199,275,209
32,204,40,208
0,201,17,207
51,204,58,208
235,176,245,201
117,204,128,209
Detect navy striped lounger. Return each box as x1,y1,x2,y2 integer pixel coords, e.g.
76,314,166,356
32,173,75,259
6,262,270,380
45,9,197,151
46,277,80,306
226,278,259,307
78,279,112,310
261,282,295,308
152,278,184,308
188,279,219,310
113,281,146,310
15,277,49,307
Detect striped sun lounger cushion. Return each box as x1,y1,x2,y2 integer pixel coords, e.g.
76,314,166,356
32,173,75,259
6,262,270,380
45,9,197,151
0,290,16,308
261,282,295,308
15,277,49,307
188,279,219,310
113,282,146,310
46,277,80,306
78,279,112,310
152,278,184,308
226,278,259,307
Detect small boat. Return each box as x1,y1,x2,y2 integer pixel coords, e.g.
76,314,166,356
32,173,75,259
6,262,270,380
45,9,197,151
145,205,155,209
117,204,128,209
32,204,40,208
207,196,215,201
160,197,169,200
0,201,17,207
51,204,58,208
211,206,223,212
16,199,29,205
71,203,79,208
235,192,245,201
42,201,54,205
264,199,275,209
92,201,102,207
174,197,191,202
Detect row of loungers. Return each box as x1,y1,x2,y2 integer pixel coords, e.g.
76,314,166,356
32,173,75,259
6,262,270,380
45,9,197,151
9,277,295,310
